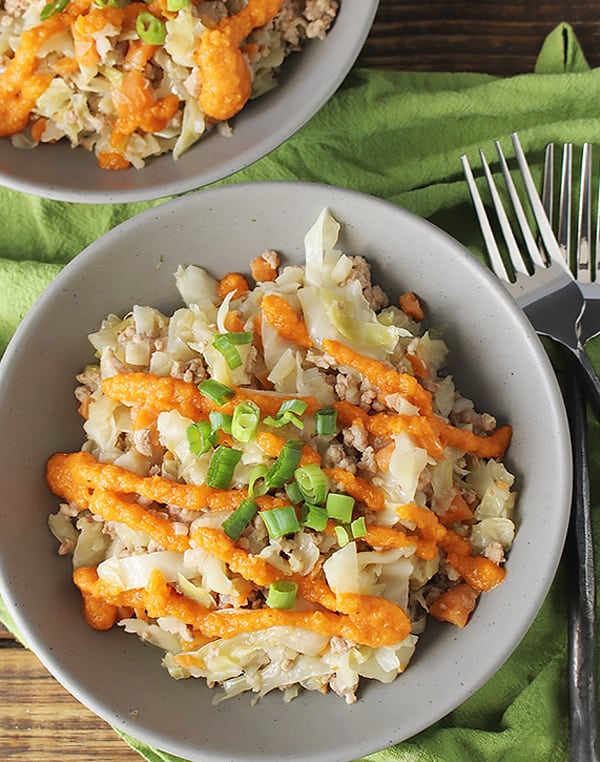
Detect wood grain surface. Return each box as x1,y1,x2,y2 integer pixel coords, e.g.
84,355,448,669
1,1,596,760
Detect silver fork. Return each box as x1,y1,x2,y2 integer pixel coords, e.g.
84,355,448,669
463,134,599,762
543,142,600,344
461,132,600,417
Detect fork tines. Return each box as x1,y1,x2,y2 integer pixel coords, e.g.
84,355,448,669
462,133,576,283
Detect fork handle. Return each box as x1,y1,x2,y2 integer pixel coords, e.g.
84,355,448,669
566,371,599,762
573,344,600,420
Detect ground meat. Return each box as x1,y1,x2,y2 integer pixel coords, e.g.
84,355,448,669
451,395,497,436
341,256,390,312
303,0,339,38
483,541,505,564
335,373,384,412
335,372,361,405
170,357,207,386
342,422,369,453
356,446,377,475
322,442,357,473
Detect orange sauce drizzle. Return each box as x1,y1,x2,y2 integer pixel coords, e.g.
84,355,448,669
193,0,284,121
261,293,313,348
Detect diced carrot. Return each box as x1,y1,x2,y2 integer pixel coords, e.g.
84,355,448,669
429,583,480,628
399,291,425,321
224,310,245,332
438,490,475,527
217,272,250,301
251,252,279,282
97,152,131,171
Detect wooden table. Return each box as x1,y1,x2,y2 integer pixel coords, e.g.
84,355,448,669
1,1,598,759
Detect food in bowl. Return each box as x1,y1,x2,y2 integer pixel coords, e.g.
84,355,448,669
45,207,517,706
0,0,338,170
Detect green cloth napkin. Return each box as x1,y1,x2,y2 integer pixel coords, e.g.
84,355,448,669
1,20,599,762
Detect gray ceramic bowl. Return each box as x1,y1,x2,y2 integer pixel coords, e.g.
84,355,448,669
0,183,571,761
0,1,377,204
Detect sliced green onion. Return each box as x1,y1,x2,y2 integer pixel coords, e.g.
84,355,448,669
315,407,338,436
294,464,328,505
264,440,304,489
264,398,308,431
198,379,235,405
285,480,303,504
223,331,253,345
351,516,367,539
248,464,269,497
166,0,190,9
136,12,166,44
260,504,301,539
213,334,243,370
209,410,233,435
326,492,355,523
40,0,70,19
222,498,258,541
231,400,260,442
186,420,217,456
266,579,298,610
335,525,350,547
278,399,308,416
206,446,242,489
300,503,328,532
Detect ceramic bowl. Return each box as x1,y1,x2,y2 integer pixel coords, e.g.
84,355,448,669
0,182,571,761
0,1,377,203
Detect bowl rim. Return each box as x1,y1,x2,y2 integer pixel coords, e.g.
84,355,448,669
0,181,573,761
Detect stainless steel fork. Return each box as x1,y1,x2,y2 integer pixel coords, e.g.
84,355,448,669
461,132,600,417
463,134,599,762
543,142,600,344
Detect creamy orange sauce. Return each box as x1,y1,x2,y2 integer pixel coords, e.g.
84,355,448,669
261,293,313,348
251,252,279,282
217,272,250,301
323,467,386,513
193,0,284,121
322,339,434,414
255,431,321,466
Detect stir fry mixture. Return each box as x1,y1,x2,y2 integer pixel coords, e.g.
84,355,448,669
0,0,337,169
47,210,517,704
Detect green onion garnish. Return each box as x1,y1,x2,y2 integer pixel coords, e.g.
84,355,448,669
294,464,328,505
266,579,298,610
351,515,367,539
300,503,328,532
213,335,242,370
326,492,355,523
205,446,242,489
135,12,166,44
248,464,269,497
260,504,301,539
186,420,217,456
209,410,233,435
231,400,260,442
166,0,190,9
335,525,351,547
264,398,308,430
213,331,253,370
222,498,258,541
198,379,235,405
315,407,338,436
264,440,304,489
40,0,70,19
285,480,303,504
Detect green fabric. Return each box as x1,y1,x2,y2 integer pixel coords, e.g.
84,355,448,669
1,20,599,762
